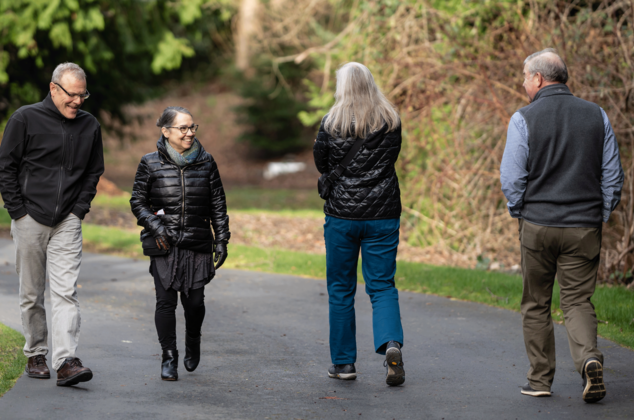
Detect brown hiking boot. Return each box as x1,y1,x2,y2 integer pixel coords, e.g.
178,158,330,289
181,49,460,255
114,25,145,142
56,357,93,387
25,355,50,379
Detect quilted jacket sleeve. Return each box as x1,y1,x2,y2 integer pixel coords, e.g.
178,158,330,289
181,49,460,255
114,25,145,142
208,157,231,244
313,117,330,174
130,156,167,238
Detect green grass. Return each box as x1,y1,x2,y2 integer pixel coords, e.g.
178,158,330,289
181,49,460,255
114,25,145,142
81,223,146,258
91,193,133,211
0,323,28,397
225,243,327,278
0,206,11,226
224,187,324,211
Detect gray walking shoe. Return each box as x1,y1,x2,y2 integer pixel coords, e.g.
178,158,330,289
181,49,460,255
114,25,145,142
328,363,357,380
582,358,606,403
384,341,405,386
520,383,552,397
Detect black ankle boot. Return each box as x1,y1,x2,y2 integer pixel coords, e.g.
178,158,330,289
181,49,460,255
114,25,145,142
161,349,178,381
184,334,201,372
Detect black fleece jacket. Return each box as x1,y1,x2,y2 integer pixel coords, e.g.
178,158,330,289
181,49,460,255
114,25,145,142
0,93,104,226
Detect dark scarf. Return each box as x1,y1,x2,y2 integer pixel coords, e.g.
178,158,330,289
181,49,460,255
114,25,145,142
164,138,201,167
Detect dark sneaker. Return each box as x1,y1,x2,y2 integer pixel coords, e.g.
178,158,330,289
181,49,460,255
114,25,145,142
520,383,552,397
25,355,50,379
328,364,357,380
582,358,606,403
56,358,93,386
384,341,405,386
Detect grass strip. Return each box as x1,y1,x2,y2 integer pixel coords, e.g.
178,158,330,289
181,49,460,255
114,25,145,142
0,323,28,397
81,223,146,259
1,211,632,349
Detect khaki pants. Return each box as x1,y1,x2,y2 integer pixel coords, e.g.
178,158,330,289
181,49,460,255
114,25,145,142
11,214,83,371
519,219,603,391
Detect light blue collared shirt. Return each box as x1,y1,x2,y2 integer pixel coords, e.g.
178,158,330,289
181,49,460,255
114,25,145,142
500,108,624,223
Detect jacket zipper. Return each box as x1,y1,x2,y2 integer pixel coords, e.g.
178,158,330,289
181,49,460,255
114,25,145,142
68,134,74,170
176,159,208,246
53,120,66,225
178,167,186,245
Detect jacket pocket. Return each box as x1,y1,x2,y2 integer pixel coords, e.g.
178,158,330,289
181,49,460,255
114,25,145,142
521,220,546,251
22,168,30,196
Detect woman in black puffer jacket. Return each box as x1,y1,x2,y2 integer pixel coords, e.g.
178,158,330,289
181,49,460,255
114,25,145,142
130,106,230,381
313,62,405,387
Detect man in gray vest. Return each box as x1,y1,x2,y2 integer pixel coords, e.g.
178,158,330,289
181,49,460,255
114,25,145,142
500,48,623,403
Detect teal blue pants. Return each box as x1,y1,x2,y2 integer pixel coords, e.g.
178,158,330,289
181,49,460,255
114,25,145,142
324,215,404,364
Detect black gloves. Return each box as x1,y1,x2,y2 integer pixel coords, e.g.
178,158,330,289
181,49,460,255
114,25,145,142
155,235,170,251
214,241,228,270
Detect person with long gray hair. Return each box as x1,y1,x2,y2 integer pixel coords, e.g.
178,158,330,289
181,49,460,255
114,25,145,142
313,62,405,386
0,62,103,386
130,106,230,381
500,48,623,402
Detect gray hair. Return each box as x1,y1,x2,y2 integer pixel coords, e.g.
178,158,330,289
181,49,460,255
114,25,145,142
156,106,193,128
325,62,400,139
51,62,86,84
524,48,568,84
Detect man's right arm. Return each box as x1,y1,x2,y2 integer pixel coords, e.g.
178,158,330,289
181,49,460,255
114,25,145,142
0,115,27,220
600,108,624,223
500,112,530,218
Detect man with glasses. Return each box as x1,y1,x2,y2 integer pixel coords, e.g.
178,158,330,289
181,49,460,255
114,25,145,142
0,62,104,386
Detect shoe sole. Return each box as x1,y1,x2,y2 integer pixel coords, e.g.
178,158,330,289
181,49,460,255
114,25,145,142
328,372,357,380
161,376,178,381
385,348,405,386
583,360,606,403
26,369,50,379
56,370,93,387
521,389,552,397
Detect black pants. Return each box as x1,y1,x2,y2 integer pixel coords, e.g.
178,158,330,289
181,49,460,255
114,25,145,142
153,274,206,352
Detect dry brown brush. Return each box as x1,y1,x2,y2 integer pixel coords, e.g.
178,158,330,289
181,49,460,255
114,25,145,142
251,0,634,282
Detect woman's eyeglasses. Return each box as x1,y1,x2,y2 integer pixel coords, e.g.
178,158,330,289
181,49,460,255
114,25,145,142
165,125,199,134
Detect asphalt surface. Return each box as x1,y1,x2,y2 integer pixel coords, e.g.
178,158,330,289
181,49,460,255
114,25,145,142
0,238,632,419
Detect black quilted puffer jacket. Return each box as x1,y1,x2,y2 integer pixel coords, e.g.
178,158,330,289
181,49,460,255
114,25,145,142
313,116,402,220
130,137,230,253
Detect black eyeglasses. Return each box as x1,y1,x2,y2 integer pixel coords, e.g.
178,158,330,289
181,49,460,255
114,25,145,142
164,125,199,134
54,82,90,100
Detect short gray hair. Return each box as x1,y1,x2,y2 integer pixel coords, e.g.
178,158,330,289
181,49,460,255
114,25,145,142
51,63,86,84
524,48,568,84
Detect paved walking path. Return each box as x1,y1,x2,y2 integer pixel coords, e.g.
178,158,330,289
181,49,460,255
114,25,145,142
0,238,632,419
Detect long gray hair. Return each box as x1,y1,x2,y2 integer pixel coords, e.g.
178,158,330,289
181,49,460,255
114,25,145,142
325,62,400,139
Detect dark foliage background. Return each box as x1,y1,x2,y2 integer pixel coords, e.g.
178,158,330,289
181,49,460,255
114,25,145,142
0,0,235,131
